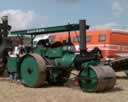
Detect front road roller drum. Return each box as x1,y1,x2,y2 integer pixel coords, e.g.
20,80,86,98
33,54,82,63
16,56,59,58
20,54,46,88
79,65,116,92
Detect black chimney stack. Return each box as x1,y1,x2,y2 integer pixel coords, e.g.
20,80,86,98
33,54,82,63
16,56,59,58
1,16,8,38
79,20,89,55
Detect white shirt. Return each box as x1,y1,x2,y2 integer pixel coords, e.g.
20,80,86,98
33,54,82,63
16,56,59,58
14,46,20,55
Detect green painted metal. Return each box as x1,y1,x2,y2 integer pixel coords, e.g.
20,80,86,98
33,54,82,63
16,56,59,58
33,47,47,57
7,57,19,73
34,45,76,59
46,47,63,58
79,66,97,92
20,56,40,87
82,61,100,69
11,24,80,35
79,61,99,92
55,53,76,68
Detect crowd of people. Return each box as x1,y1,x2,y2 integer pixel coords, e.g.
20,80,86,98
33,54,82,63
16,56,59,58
6,36,26,80
8,44,25,57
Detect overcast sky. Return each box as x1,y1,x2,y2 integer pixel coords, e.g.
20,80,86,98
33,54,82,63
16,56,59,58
0,0,127,30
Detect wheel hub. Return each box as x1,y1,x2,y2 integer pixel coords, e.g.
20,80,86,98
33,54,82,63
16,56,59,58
27,68,33,75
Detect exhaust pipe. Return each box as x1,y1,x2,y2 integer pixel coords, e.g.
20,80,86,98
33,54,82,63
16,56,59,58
79,20,89,55
1,16,8,38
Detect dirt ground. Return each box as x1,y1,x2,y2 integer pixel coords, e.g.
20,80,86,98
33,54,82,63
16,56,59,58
0,72,128,102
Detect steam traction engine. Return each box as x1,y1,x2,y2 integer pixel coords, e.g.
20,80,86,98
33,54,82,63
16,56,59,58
6,20,116,92
0,15,123,92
